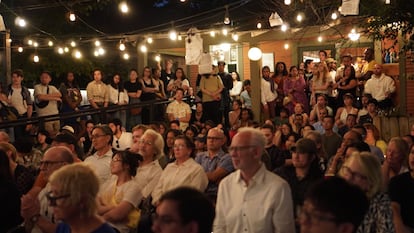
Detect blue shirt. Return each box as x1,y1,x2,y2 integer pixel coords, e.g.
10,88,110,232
56,222,117,233
195,150,234,195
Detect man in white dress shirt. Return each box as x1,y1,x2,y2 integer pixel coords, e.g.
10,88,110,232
108,118,133,150
214,127,295,233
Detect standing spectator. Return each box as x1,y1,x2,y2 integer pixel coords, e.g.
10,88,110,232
34,71,62,137
229,71,242,100
240,80,252,109
86,69,109,124
260,123,284,170
166,88,192,132
140,66,161,124
108,118,133,151
107,73,129,126
152,67,167,100
311,62,331,106
214,128,295,233
124,69,143,131
273,62,288,116
167,67,189,97
261,66,278,120
283,66,309,115
195,128,234,200
7,69,33,141
319,50,327,62
159,59,175,97
334,65,358,108
364,64,396,111
59,71,82,127
83,125,113,184
200,67,224,125
217,61,233,129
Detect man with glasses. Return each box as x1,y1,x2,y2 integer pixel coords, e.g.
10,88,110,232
214,127,295,233
195,128,234,202
299,176,369,233
20,146,74,233
108,118,133,150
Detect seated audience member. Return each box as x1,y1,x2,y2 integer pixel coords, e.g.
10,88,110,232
304,131,329,173
194,134,206,154
108,118,133,150
260,124,284,170
130,124,149,153
169,120,180,131
240,79,252,109
49,163,116,233
382,137,410,187
338,114,357,137
190,102,207,130
351,125,384,163
152,135,208,205
166,88,192,132
274,122,295,150
339,152,396,233
274,138,324,231
14,137,43,176
214,128,295,233
402,134,414,149
83,125,114,184
364,64,396,110
152,187,215,233
299,124,315,138
273,107,290,127
184,125,198,139
388,144,414,233
20,146,74,233
195,128,234,201
0,142,34,196
98,150,142,233
358,98,378,125
0,150,23,233
52,133,84,161
299,177,369,233
312,107,338,134
79,119,95,157
335,93,359,129
309,94,333,124
321,116,342,160
289,103,309,134
160,129,182,169
35,129,51,154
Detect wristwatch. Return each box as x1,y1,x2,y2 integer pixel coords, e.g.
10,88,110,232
30,214,41,224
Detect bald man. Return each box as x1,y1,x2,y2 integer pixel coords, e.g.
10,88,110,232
21,146,74,233
364,64,396,110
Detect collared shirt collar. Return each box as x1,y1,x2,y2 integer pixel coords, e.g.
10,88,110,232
236,163,267,186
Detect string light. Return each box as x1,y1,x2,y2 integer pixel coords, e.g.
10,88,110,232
18,47,23,53
284,43,289,49
169,30,177,40
15,17,26,27
257,22,262,29
123,53,130,60
140,45,147,53
210,30,216,37
48,41,54,47
223,5,230,25
69,12,76,22
94,40,101,47
155,54,161,62
119,2,129,13
33,42,39,47
331,12,338,20
70,41,76,47
98,47,105,55
33,55,39,63
74,50,82,59
281,23,288,32
317,35,323,42
64,47,69,53
296,13,303,22
348,28,360,41
222,28,228,36
147,37,153,44
58,47,64,54
284,0,291,5
119,42,126,51
232,33,239,41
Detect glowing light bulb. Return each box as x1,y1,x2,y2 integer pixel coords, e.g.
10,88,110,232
74,50,82,59
58,47,64,54
123,53,130,60
317,36,323,42
210,31,216,37
140,45,147,53
98,47,105,55
119,43,125,51
48,41,53,47
169,30,177,40
69,13,76,22
119,2,129,13
155,55,161,62
15,17,26,27
33,55,39,63
331,12,338,20
284,43,289,50
28,40,33,45
95,40,101,47
257,22,262,29
232,34,239,41
284,0,291,5
64,47,69,53
147,37,153,44
70,41,76,47
222,28,228,36
281,24,288,32
33,42,38,47
296,14,303,22
94,51,99,57
18,47,23,53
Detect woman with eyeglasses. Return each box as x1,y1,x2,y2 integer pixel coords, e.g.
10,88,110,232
152,135,208,205
338,151,395,233
98,150,142,233
48,163,116,233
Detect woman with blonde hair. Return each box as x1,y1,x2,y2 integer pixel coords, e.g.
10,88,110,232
311,62,332,106
339,152,395,233
382,137,409,186
49,163,116,233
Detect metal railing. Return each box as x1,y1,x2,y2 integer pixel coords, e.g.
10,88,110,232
0,98,172,129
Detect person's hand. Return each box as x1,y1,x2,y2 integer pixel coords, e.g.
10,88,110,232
21,194,40,220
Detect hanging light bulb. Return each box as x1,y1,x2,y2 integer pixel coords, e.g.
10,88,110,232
223,5,230,25
147,37,153,44
178,35,182,40
74,50,82,59
284,43,289,50
69,12,76,22
98,47,105,55
169,30,177,40
296,13,303,22
155,55,161,62
385,0,390,4
33,42,38,47
95,40,101,47
331,12,338,20
70,41,76,47
15,17,26,27
94,50,99,57
64,47,69,53
284,0,291,5
33,55,39,63
232,34,239,41
18,47,23,53
123,53,130,60
140,45,147,53
281,23,288,32
119,1,129,13
58,47,64,54
48,41,54,47
27,40,33,45
257,22,262,29
317,35,323,42
348,28,360,41
119,42,126,51
222,28,228,36
210,30,216,37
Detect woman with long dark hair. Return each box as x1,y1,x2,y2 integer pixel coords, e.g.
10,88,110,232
107,73,129,125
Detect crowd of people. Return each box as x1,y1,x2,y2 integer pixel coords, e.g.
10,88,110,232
0,50,413,233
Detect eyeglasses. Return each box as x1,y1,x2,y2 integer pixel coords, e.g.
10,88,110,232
139,139,153,146
228,145,255,153
46,191,70,207
111,158,122,163
299,208,337,224
340,166,367,181
90,134,106,140
152,213,181,226
39,161,65,167
173,144,186,149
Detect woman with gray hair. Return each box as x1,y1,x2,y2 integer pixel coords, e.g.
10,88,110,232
339,151,395,233
49,163,116,233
